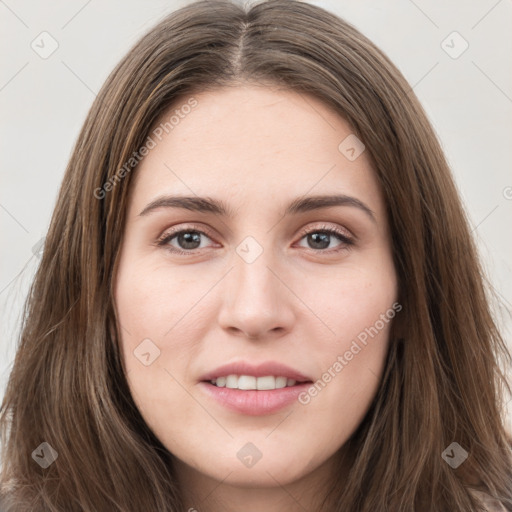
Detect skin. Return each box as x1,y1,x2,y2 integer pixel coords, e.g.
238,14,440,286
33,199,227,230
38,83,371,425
114,83,398,512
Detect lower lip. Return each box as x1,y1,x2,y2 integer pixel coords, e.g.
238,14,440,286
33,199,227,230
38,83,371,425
199,381,312,416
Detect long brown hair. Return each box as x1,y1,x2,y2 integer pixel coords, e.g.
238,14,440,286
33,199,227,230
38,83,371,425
1,1,511,510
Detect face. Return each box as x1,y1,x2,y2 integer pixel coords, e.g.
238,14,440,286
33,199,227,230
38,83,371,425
114,83,398,494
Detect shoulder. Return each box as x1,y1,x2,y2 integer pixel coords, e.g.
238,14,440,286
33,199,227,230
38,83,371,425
468,488,508,511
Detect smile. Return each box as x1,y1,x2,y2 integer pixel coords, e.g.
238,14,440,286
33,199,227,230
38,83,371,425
210,375,298,390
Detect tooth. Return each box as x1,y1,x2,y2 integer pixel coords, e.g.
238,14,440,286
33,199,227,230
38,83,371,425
256,375,276,390
238,375,257,390
225,374,239,389
275,376,287,389
214,374,299,389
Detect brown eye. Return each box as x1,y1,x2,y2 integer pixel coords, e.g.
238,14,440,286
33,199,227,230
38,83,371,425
156,225,218,255
296,225,354,253
168,231,203,250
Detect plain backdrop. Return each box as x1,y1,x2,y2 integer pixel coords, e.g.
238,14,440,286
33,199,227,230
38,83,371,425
1,0,511,431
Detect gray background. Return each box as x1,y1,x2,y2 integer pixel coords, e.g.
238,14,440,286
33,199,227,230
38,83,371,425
1,0,511,431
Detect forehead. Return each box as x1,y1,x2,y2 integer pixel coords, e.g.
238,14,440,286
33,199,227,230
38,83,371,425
128,84,384,218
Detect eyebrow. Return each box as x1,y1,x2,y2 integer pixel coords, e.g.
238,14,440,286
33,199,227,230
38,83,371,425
138,194,376,223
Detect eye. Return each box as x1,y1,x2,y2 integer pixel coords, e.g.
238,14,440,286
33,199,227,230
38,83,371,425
156,223,354,255
156,224,218,255
295,224,354,253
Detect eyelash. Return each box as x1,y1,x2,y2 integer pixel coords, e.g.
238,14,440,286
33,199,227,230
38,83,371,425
155,223,354,256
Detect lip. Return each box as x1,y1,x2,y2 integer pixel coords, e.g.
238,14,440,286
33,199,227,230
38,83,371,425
198,361,313,416
198,361,312,383
199,381,312,416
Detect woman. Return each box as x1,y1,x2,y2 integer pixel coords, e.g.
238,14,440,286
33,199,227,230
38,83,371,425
1,0,511,510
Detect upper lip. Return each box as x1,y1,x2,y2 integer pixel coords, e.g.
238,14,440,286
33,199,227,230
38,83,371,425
199,361,313,383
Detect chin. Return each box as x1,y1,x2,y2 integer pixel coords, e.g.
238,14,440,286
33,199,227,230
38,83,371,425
213,464,304,488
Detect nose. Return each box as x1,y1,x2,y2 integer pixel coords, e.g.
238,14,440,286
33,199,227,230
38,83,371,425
217,249,296,340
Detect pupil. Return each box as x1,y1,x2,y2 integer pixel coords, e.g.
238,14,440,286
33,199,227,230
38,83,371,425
178,232,201,249
309,232,329,249
175,232,331,251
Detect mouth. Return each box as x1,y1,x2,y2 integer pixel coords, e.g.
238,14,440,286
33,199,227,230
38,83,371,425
198,361,314,415
204,374,311,390
199,360,313,389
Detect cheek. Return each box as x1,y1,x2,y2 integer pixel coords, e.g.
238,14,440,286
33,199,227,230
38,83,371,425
297,261,398,417
114,259,217,413
115,260,207,345
114,262,172,389
296,253,398,349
